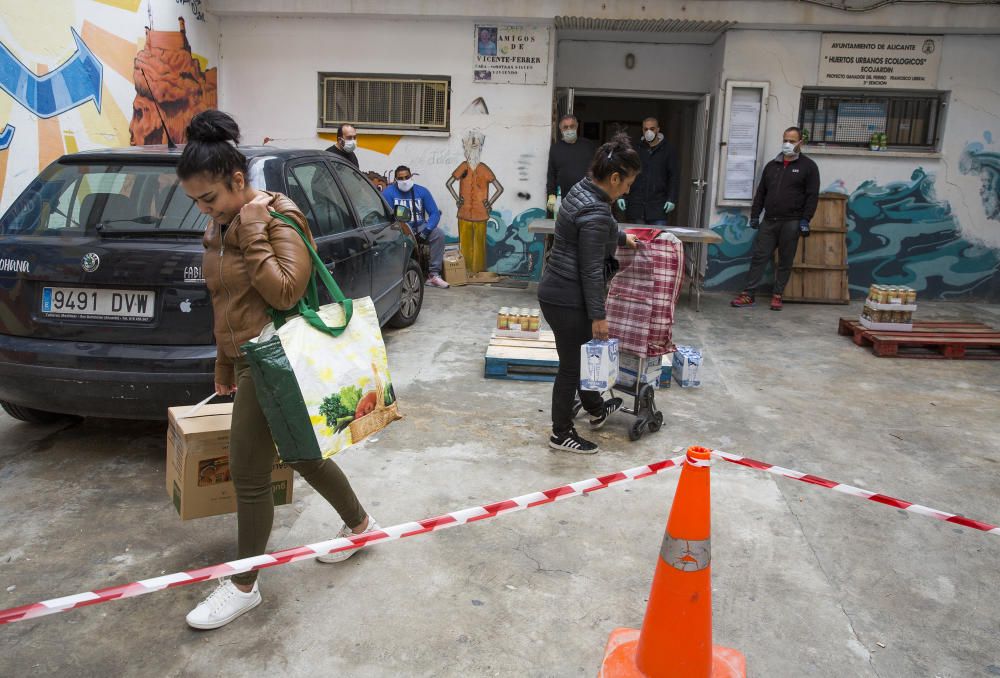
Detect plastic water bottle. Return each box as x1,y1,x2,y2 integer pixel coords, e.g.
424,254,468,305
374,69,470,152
553,186,562,220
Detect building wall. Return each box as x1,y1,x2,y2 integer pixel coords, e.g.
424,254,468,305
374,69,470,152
0,0,220,211
555,40,718,95
706,30,1000,300
218,15,555,280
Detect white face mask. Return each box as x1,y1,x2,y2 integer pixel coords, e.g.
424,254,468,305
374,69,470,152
561,129,577,143
396,178,414,192
643,130,656,143
342,139,357,153
781,141,797,156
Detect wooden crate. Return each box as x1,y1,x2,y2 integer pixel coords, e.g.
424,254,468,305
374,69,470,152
781,193,849,304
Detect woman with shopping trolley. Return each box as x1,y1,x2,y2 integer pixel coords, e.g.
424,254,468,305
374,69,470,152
537,134,642,454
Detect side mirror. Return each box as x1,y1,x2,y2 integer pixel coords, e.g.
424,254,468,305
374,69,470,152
395,204,412,222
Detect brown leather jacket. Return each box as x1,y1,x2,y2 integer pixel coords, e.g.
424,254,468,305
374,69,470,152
203,191,316,385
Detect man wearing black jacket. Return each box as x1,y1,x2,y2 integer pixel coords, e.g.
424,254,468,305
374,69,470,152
546,114,596,214
325,124,359,168
623,117,679,225
731,126,820,311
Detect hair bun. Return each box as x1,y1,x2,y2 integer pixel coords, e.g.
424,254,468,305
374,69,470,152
185,110,241,145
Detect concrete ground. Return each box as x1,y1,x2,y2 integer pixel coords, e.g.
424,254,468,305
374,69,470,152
1,286,999,677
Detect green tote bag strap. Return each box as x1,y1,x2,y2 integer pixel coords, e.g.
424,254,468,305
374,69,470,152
268,210,354,337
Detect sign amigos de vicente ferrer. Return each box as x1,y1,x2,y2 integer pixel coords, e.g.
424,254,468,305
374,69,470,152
819,34,942,89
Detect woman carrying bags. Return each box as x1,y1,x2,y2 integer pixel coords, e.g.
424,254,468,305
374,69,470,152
177,110,378,630
538,133,642,454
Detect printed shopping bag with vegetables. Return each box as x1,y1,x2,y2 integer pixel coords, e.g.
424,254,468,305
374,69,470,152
241,212,401,462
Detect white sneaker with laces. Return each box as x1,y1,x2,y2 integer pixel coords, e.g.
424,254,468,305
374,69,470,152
426,274,450,289
316,516,381,563
185,579,261,630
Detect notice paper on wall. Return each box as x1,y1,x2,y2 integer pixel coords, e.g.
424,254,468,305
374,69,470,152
723,88,762,202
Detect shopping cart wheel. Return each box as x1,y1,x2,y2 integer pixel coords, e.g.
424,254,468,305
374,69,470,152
648,411,664,433
629,419,646,441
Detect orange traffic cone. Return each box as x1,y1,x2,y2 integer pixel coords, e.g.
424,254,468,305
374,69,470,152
599,446,746,678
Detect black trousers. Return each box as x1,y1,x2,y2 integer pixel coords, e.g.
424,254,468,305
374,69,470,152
540,301,604,435
743,218,800,295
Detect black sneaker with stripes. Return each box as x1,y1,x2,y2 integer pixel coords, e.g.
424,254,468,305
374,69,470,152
589,397,624,430
549,427,599,454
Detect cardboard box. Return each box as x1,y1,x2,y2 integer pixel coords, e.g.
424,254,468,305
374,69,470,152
672,346,703,388
580,339,619,392
617,352,663,389
166,403,293,520
660,361,672,389
442,251,468,286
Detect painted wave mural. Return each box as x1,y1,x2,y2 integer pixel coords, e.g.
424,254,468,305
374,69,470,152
706,160,1000,300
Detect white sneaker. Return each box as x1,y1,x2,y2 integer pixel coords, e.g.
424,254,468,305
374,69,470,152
426,274,450,289
316,516,381,563
185,579,261,630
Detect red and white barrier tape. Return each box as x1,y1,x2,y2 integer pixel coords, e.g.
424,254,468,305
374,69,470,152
710,449,1000,536
0,454,688,625
3,447,997,626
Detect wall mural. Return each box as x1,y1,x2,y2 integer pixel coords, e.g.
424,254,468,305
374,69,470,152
485,207,546,280
960,133,1000,223
705,165,1000,300
0,1,218,211
445,128,504,275
130,17,217,145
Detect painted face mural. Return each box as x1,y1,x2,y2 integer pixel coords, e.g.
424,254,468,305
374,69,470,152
960,137,1000,223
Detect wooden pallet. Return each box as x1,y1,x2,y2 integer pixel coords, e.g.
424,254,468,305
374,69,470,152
838,318,1000,359
484,331,559,381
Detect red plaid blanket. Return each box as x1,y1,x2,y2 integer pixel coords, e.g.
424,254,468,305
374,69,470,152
607,231,684,357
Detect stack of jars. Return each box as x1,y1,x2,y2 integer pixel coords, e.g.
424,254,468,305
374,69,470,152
861,284,917,324
496,307,540,333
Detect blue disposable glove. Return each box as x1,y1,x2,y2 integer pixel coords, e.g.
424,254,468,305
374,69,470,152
663,201,675,214
616,198,626,212
798,218,811,237
749,217,760,229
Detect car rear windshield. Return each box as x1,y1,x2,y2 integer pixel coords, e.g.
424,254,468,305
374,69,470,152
0,162,209,237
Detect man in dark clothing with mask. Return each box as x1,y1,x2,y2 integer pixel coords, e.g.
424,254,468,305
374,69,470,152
623,117,679,225
731,126,820,311
325,123,359,168
546,114,596,215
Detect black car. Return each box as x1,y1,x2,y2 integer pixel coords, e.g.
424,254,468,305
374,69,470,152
0,146,424,421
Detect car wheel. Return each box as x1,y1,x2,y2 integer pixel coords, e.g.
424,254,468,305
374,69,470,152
387,258,424,329
0,400,70,424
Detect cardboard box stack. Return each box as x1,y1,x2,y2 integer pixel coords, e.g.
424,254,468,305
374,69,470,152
860,284,917,331
617,352,665,389
166,403,293,520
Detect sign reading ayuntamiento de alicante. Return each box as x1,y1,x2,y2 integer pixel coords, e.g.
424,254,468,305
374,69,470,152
819,34,942,89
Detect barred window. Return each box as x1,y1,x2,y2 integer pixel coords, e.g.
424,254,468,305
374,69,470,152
799,89,945,150
318,73,450,133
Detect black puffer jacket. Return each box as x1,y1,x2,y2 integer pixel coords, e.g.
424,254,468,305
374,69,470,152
538,178,626,320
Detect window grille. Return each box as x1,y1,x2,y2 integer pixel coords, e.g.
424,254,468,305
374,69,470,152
799,89,944,150
319,73,450,132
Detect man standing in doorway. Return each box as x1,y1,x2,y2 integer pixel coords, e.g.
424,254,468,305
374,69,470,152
382,165,449,289
326,124,359,168
731,126,820,311
446,128,504,275
623,117,679,225
546,114,597,214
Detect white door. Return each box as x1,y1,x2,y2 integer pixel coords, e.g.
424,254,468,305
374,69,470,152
688,93,712,230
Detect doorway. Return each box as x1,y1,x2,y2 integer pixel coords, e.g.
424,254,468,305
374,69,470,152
572,94,700,227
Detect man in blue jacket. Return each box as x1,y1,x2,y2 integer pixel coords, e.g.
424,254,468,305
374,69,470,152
382,165,449,288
